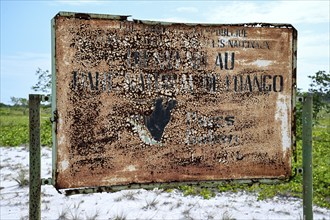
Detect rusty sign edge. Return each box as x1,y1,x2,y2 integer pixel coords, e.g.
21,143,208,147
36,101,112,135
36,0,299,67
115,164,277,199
55,11,296,29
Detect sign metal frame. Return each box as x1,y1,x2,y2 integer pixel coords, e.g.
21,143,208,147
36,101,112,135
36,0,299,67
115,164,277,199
51,11,298,191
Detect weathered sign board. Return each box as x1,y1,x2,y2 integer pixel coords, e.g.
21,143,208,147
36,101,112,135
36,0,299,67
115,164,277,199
52,12,297,189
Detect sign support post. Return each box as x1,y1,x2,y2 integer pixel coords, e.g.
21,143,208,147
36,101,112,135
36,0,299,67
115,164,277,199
302,93,313,220
29,94,42,220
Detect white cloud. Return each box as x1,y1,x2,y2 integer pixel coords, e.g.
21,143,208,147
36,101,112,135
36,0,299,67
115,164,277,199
176,7,198,13
205,1,329,24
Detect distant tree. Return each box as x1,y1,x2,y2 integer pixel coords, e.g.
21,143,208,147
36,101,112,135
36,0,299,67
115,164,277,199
0,103,9,107
10,97,29,115
10,97,20,106
10,97,28,107
32,68,51,94
20,98,28,108
296,70,329,140
308,70,330,120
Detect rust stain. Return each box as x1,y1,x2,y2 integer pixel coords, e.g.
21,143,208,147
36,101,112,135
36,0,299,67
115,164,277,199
53,13,296,189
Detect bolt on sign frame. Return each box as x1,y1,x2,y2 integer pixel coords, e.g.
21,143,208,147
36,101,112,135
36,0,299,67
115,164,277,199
51,12,297,191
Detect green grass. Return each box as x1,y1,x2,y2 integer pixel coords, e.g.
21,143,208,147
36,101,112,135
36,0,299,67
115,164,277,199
311,112,330,208
0,106,52,147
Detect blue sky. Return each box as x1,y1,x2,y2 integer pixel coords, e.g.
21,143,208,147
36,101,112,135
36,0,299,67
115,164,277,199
1,0,329,104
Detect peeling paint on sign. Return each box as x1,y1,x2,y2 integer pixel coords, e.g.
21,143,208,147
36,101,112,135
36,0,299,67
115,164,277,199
275,93,291,152
252,60,273,67
60,160,69,172
52,12,297,189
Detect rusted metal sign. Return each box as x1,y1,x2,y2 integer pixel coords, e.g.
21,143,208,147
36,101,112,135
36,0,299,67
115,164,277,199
52,12,297,189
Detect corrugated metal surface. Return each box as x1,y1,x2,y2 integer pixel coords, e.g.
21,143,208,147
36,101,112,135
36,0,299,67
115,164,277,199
52,12,297,189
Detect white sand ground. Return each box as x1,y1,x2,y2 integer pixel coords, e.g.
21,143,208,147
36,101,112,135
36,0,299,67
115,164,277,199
1,146,329,220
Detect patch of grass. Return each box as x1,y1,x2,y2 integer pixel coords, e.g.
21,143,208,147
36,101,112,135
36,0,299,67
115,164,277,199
153,189,164,195
57,201,85,220
85,210,100,220
13,168,29,187
114,190,139,202
143,197,159,210
57,208,69,220
0,113,29,146
114,196,123,202
165,188,174,193
170,199,183,210
68,201,84,220
162,201,172,206
0,106,52,146
312,117,330,208
121,191,138,201
221,211,235,220
200,188,216,199
69,212,81,220
179,185,216,199
111,212,127,220
179,185,197,196
205,211,215,220
182,207,192,219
